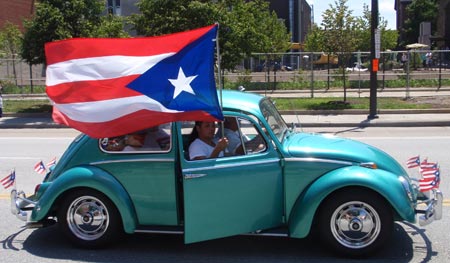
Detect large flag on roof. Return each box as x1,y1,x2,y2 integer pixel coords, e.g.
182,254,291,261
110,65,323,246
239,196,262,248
45,24,223,138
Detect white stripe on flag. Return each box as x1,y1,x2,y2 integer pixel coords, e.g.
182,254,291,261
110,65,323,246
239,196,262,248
54,95,181,123
46,53,174,86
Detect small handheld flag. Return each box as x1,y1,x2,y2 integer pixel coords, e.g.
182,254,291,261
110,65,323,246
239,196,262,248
34,161,46,174
1,170,15,189
47,157,57,168
406,155,420,168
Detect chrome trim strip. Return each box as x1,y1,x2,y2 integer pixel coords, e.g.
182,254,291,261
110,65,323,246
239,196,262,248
134,229,184,235
182,158,280,173
285,157,352,166
184,174,207,179
243,232,288,237
91,158,174,165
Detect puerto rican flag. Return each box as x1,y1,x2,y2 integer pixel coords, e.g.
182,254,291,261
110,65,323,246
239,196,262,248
418,168,440,192
1,170,15,189
34,161,46,174
45,25,223,138
406,155,420,168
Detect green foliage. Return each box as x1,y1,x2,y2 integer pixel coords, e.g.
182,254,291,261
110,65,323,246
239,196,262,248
0,22,22,59
20,0,129,65
272,97,432,111
3,99,53,113
402,0,438,48
130,0,290,71
0,23,23,84
320,0,359,54
305,0,398,52
0,81,46,94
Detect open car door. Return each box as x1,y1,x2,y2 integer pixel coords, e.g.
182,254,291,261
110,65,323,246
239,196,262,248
179,116,284,243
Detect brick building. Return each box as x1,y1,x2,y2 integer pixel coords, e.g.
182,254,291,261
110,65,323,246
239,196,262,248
435,0,450,48
0,0,35,31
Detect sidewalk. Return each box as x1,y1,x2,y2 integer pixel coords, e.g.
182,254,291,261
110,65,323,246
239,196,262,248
1,111,449,129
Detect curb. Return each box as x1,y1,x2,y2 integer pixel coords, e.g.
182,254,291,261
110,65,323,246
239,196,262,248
280,108,450,115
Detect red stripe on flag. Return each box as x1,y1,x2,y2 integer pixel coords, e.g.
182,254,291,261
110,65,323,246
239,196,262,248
53,108,219,138
45,25,216,64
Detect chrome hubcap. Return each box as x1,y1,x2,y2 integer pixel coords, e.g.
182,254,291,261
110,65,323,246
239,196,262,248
66,196,109,241
330,201,381,249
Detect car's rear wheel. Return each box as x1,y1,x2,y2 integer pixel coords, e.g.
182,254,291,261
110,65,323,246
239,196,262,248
58,189,123,248
317,188,393,257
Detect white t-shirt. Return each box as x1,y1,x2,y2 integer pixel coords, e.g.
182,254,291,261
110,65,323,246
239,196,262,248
189,138,224,160
224,128,241,154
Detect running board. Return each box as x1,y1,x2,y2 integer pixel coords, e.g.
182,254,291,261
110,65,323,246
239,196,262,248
134,226,289,237
134,225,184,235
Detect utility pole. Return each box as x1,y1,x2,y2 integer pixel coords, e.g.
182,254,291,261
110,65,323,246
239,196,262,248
368,0,379,119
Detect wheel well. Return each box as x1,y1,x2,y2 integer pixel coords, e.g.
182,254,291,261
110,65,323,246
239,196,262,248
50,187,119,219
311,186,395,230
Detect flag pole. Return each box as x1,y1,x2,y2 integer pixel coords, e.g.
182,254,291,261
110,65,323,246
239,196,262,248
215,23,223,112
214,23,225,139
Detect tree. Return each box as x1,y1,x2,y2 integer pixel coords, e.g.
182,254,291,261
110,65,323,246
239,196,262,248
305,2,398,52
318,0,359,101
0,22,23,85
130,0,290,71
21,0,128,66
354,4,397,52
402,0,438,48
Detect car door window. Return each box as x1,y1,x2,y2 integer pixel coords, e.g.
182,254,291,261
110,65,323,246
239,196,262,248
99,123,172,153
232,117,267,155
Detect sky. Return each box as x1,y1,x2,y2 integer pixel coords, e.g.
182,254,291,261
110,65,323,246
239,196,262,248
306,0,396,30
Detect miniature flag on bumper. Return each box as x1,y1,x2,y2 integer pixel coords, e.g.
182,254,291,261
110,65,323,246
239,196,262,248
1,170,15,189
45,24,223,138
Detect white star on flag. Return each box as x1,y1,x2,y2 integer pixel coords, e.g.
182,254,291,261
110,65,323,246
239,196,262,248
169,67,197,99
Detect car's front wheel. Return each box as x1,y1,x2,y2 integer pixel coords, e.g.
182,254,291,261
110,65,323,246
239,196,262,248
317,188,393,257
58,189,123,248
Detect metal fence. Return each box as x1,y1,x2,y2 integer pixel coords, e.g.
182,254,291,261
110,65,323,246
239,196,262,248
225,50,450,91
0,58,46,88
1,50,450,93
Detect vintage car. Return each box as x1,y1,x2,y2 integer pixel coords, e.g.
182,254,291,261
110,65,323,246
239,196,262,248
11,90,442,257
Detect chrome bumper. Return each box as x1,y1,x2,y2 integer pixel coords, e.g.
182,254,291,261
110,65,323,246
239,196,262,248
416,189,443,226
10,189,36,222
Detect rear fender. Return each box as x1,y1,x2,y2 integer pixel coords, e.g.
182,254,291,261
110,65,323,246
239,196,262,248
288,166,415,238
31,165,138,234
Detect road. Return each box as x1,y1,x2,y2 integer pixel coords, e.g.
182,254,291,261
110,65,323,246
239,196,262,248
0,127,449,262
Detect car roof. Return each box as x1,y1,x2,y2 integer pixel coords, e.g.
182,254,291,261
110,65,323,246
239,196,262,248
220,90,264,116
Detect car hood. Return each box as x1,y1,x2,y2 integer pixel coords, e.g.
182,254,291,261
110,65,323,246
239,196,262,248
283,132,407,176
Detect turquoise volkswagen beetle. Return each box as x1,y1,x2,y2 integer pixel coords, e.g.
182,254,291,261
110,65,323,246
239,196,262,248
11,90,442,257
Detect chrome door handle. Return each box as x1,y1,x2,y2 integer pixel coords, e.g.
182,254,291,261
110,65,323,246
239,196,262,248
184,173,207,179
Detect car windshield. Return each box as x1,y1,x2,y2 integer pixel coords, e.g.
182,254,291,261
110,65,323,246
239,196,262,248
260,98,288,143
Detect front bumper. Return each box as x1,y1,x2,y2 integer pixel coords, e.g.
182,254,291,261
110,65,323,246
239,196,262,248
416,189,443,226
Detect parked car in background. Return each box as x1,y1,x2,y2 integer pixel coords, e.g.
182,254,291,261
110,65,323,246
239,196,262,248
11,90,443,257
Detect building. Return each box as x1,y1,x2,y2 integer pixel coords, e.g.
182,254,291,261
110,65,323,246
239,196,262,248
267,0,312,46
435,0,450,48
395,0,449,49
108,0,311,46
394,0,412,47
106,0,139,17
0,0,35,31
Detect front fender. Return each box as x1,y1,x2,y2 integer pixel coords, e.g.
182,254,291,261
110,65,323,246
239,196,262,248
288,166,415,238
31,165,138,234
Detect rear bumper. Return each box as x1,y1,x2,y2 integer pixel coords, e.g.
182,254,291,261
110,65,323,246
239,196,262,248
416,189,443,226
10,189,36,223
